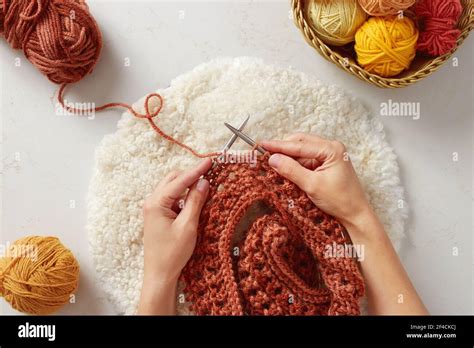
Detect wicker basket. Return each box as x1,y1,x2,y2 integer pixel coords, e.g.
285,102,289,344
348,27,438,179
292,0,474,88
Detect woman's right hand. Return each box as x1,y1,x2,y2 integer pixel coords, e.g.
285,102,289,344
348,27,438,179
262,133,428,315
261,133,374,236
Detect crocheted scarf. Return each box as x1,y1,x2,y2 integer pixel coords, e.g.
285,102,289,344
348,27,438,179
181,155,365,315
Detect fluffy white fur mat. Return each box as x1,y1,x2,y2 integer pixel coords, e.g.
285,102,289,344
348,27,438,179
87,57,407,314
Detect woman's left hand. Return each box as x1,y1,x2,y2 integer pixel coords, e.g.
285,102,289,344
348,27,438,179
137,158,211,314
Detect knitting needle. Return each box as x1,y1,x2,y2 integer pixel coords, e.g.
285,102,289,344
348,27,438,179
219,114,250,155
207,115,250,173
224,122,266,155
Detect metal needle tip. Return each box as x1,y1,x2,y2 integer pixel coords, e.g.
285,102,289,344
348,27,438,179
224,122,265,154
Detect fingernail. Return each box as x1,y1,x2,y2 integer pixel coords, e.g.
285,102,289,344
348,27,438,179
196,178,209,192
268,154,282,168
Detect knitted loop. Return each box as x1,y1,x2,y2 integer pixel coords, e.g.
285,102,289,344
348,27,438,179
182,155,365,315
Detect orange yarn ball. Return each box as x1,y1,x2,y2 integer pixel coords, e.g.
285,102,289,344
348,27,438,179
358,0,416,16
0,236,80,315
0,0,102,84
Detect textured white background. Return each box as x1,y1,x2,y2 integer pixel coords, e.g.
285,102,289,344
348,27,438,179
0,0,472,315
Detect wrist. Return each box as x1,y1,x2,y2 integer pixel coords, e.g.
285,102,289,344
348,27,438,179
138,274,178,315
341,206,386,246
142,271,179,293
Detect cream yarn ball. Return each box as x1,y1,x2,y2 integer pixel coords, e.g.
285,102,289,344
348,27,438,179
307,0,368,46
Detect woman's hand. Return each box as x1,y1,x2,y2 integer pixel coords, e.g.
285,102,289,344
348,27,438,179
261,133,373,239
137,158,211,315
262,134,428,315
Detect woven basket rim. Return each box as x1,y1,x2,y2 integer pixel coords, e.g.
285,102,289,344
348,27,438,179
292,0,474,88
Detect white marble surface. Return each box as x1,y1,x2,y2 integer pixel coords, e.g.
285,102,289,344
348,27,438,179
0,0,472,315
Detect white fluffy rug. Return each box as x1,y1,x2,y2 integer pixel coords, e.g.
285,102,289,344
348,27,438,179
87,57,407,314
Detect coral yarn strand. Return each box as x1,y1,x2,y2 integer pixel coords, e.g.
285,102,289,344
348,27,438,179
2,0,235,158
57,84,220,159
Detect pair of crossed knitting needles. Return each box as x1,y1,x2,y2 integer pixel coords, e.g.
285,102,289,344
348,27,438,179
218,115,266,159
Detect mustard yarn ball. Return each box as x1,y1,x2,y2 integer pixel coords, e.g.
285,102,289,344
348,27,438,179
307,0,368,46
0,236,79,315
358,0,416,16
354,16,418,77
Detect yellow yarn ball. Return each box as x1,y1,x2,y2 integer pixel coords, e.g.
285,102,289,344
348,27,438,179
0,236,79,315
307,0,368,46
354,16,418,77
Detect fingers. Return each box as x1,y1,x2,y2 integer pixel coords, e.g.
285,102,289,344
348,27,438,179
268,153,313,193
296,157,321,170
175,178,210,229
260,133,345,163
162,170,181,184
284,133,326,143
151,158,212,209
166,158,211,200
146,158,212,213
153,170,181,194
171,193,186,214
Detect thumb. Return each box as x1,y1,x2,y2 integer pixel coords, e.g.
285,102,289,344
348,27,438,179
176,178,210,229
268,154,313,193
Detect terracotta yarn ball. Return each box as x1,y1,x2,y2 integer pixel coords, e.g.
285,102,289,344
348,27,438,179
0,236,80,315
307,0,367,46
0,0,102,84
358,0,416,16
355,16,418,77
415,0,463,56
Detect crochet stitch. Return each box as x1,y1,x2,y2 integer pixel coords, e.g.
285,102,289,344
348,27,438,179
182,154,365,315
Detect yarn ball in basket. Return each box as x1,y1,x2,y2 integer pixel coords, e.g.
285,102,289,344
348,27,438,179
0,0,102,84
354,16,418,77
0,236,80,315
358,0,416,16
306,0,368,46
415,0,463,56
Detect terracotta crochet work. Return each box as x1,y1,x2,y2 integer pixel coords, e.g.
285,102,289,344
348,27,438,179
181,154,365,315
